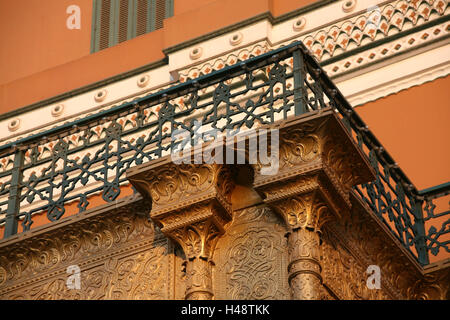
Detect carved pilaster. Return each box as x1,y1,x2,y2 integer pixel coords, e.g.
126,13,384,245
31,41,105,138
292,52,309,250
287,227,321,300
127,159,235,300
165,203,223,300
185,256,213,300
253,111,375,300
269,191,330,300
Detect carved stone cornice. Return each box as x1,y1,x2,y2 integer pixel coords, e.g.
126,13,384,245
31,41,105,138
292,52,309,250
127,157,235,300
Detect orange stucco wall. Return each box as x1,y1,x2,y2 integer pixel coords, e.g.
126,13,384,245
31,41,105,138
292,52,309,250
356,75,450,191
0,0,318,114
0,0,93,85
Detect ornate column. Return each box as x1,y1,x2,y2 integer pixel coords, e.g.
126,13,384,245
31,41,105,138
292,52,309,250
253,110,375,300
127,158,234,300
269,191,329,299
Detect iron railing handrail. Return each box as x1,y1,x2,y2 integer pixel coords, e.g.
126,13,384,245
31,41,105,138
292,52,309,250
0,42,303,158
418,182,450,198
301,51,422,198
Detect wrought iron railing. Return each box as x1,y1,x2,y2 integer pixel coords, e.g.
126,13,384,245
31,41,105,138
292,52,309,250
419,182,450,259
0,41,448,266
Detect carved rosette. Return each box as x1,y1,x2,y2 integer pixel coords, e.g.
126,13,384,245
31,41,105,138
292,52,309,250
252,111,375,300
128,159,235,300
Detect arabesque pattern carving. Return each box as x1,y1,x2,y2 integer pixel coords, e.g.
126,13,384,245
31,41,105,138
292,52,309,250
3,246,168,300
336,194,450,300
214,205,289,300
254,115,373,213
320,228,391,300
0,200,172,300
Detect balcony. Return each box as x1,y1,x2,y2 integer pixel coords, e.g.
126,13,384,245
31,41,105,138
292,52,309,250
0,41,448,299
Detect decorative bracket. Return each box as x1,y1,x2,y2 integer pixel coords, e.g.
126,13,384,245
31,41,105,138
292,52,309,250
127,157,235,300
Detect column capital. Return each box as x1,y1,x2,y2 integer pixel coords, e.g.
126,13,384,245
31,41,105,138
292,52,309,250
269,189,332,232
251,110,375,300
128,159,235,258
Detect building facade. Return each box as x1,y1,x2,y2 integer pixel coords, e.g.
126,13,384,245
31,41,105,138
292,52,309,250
0,0,448,300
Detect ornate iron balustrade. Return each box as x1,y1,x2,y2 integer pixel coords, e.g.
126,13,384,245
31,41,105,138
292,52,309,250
419,182,450,259
0,41,448,266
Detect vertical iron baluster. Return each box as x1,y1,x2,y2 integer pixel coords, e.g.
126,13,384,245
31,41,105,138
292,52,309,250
293,49,307,115
412,199,430,265
3,149,24,238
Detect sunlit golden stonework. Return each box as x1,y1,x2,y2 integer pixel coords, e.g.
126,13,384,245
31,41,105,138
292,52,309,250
1,110,447,300
0,0,449,301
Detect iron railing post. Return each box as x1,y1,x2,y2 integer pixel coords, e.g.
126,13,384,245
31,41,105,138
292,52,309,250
3,149,24,238
412,199,430,265
293,48,307,115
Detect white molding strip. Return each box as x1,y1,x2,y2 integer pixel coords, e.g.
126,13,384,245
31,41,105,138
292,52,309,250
336,42,450,106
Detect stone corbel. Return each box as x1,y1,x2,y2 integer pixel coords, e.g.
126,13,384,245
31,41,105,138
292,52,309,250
127,157,235,300
252,110,375,299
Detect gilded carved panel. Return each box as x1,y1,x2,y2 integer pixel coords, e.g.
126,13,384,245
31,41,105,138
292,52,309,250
3,244,168,300
320,229,392,300
213,205,290,300
0,207,173,300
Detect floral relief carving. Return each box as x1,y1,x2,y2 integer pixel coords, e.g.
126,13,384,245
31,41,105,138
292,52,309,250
0,200,172,300
320,229,392,300
278,131,320,168
107,246,168,299
253,114,372,219
149,164,214,203
254,121,324,178
214,205,289,300
165,205,224,261
129,162,235,216
3,245,168,300
270,191,330,231
0,210,153,286
318,194,450,300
